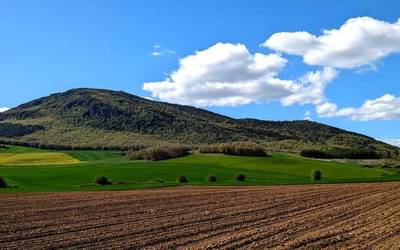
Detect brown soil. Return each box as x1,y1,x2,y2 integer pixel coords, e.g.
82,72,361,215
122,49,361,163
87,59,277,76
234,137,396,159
1,183,400,249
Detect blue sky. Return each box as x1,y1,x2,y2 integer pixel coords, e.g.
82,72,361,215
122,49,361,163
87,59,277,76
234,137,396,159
1,0,400,144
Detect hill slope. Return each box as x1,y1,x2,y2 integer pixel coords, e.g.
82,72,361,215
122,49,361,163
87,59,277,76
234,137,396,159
0,88,396,152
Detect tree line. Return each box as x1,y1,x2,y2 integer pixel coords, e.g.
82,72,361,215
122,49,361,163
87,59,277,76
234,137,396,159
300,147,384,159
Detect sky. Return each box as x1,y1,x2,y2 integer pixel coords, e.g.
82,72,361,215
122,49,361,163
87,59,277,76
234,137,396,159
0,0,400,145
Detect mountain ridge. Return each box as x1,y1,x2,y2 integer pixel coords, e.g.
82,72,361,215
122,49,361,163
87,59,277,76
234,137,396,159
0,88,396,153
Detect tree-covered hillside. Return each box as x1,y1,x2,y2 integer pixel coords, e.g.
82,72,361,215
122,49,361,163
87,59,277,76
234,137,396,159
0,88,397,153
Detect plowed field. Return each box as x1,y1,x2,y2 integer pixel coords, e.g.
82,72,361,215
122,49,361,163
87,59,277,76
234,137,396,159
1,183,400,249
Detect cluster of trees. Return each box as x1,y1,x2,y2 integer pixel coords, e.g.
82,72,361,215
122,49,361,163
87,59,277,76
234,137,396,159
200,142,268,157
300,147,383,159
0,123,44,137
127,144,190,161
382,150,400,159
0,139,141,151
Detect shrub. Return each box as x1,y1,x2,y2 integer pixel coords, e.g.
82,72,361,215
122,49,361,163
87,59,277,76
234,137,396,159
0,177,8,188
311,170,322,181
94,176,112,185
153,178,164,183
206,174,217,182
234,174,246,182
127,144,190,161
177,175,188,183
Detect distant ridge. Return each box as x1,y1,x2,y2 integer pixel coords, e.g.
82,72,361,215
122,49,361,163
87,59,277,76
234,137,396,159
0,88,396,152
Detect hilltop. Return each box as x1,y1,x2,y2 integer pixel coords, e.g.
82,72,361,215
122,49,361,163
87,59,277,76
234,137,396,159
0,88,396,153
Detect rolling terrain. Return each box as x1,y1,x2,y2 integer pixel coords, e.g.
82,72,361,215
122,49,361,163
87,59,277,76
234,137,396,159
0,88,396,153
0,145,399,192
1,183,399,249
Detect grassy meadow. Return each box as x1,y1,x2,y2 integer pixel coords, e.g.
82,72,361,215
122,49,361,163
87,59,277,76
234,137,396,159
0,145,399,192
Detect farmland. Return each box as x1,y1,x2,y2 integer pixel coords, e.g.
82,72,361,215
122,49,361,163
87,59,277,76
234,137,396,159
0,152,79,165
1,182,399,249
1,145,399,192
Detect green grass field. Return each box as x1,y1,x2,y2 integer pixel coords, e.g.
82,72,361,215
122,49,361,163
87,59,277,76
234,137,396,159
0,145,399,192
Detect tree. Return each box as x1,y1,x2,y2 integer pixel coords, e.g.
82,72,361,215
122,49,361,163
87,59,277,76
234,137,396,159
311,170,322,181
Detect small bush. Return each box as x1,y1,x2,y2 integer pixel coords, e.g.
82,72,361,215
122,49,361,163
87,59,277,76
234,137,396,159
153,178,164,183
311,170,322,181
234,174,246,182
127,144,190,161
206,174,217,182
0,177,8,188
177,175,188,183
94,176,112,185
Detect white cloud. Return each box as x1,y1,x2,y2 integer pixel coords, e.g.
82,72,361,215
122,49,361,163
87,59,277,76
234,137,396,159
264,16,400,121
0,107,10,112
317,94,400,121
142,96,154,101
144,43,297,106
382,139,400,147
316,102,338,115
281,67,338,106
151,45,176,57
143,17,400,122
151,51,163,56
264,17,400,69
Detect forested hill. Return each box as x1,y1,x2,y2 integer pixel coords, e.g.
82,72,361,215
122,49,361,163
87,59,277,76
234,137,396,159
0,88,396,152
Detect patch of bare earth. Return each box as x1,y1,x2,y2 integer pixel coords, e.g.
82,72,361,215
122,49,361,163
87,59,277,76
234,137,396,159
1,183,400,249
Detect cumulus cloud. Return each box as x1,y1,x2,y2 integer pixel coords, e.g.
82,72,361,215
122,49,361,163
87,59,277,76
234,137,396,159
382,139,400,147
281,67,338,106
144,43,297,106
263,17,400,69
316,102,338,116
0,107,10,112
264,16,400,121
317,94,400,121
143,17,400,122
